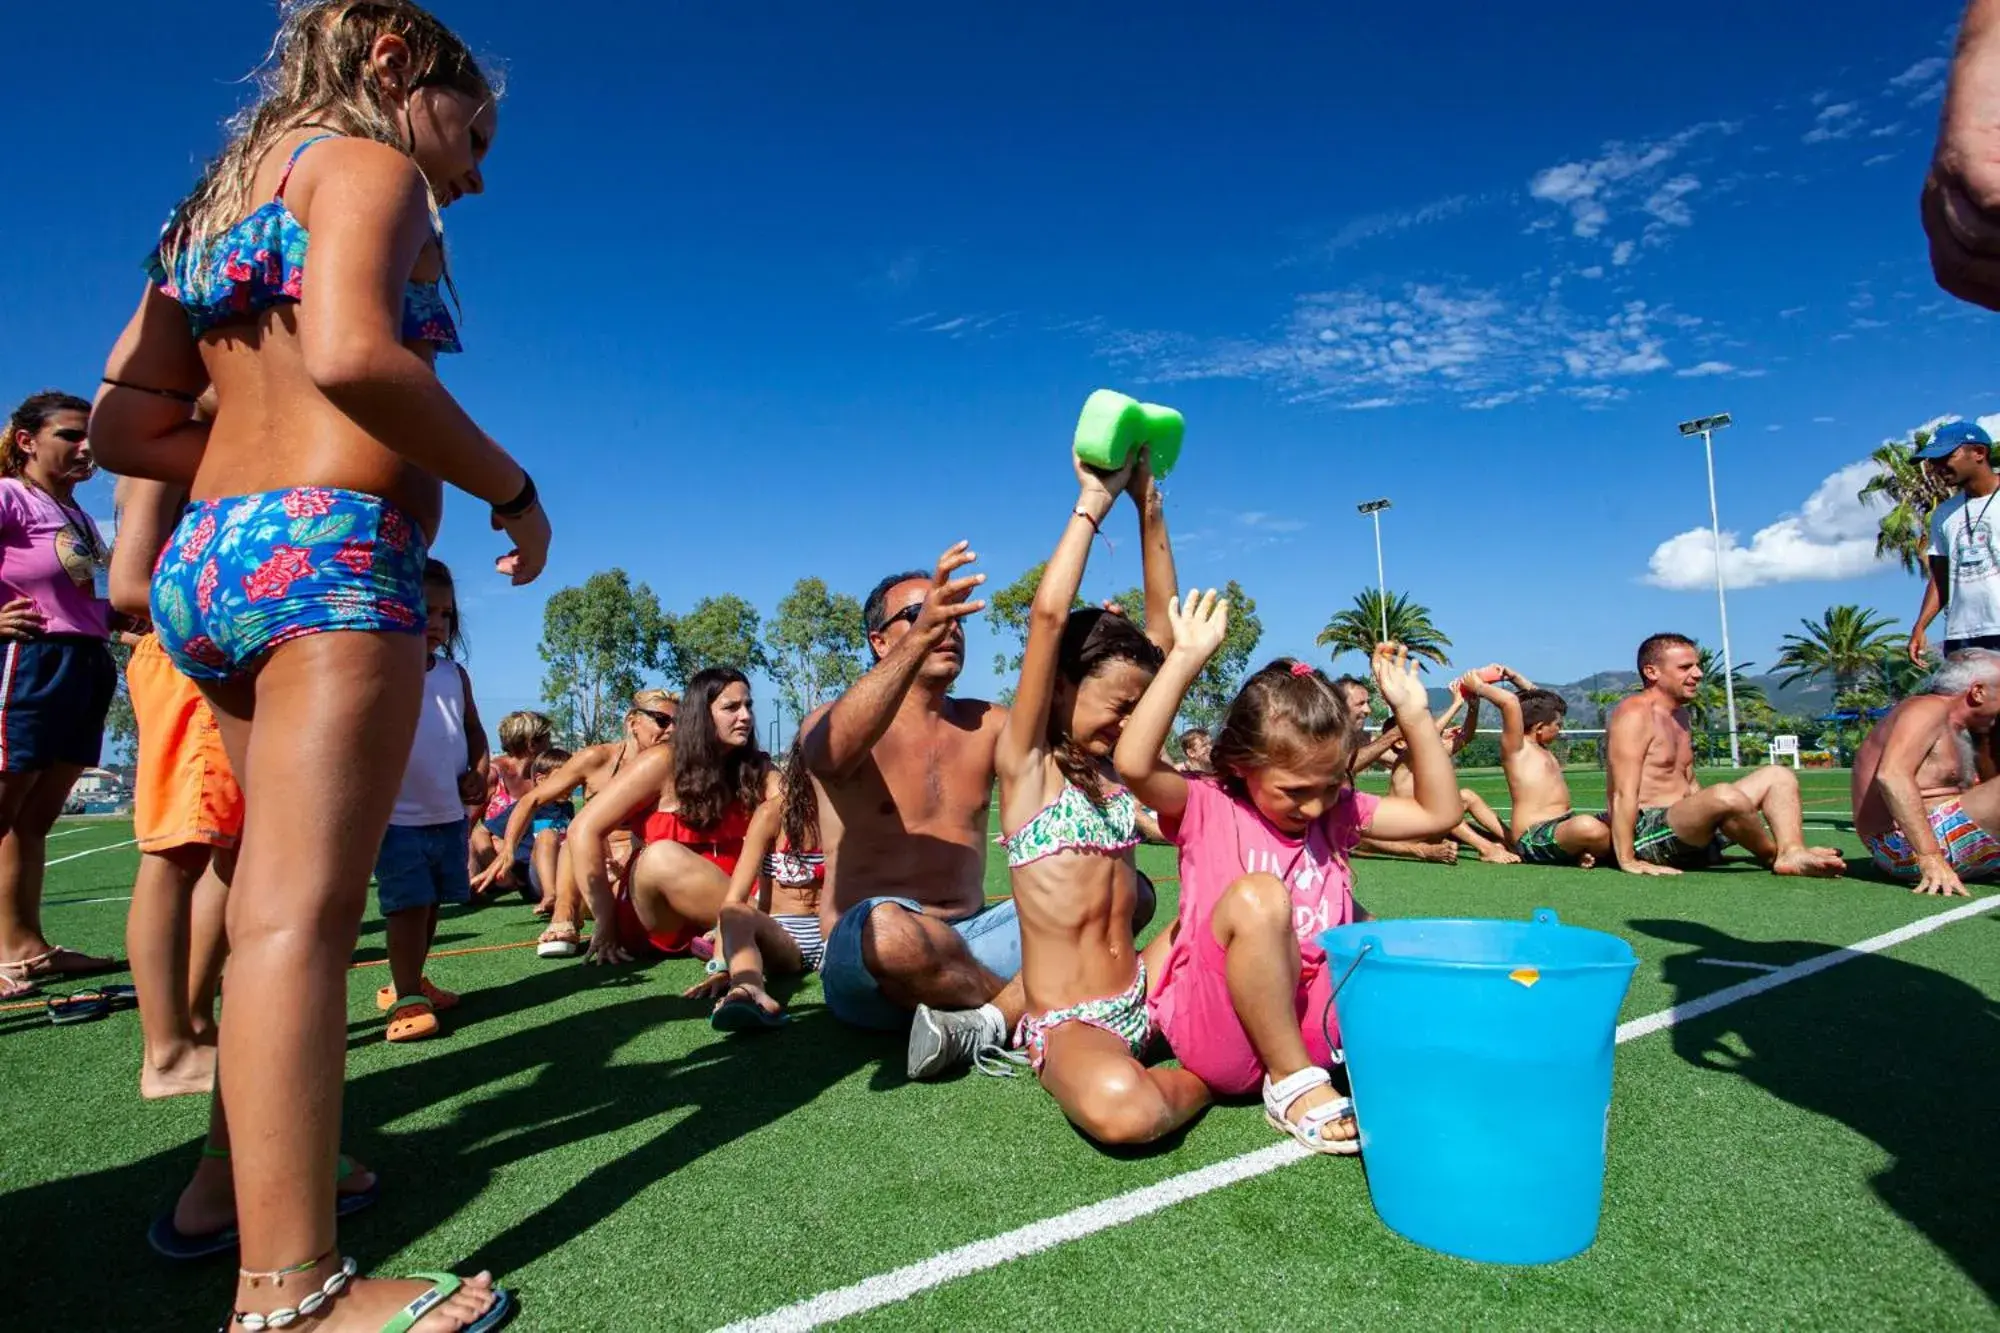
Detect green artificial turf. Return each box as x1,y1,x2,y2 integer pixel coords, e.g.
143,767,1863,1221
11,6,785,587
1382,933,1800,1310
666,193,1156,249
2,782,1994,1331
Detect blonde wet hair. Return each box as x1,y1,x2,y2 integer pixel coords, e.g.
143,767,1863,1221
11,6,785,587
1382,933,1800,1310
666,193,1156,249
156,0,495,282
497,710,553,759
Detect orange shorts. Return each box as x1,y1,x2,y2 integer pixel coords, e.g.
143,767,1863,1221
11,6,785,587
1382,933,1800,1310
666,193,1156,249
129,634,243,853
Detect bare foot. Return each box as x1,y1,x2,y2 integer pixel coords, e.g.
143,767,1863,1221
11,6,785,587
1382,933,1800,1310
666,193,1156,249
232,1266,501,1333
140,1040,217,1100
1416,842,1459,865
1772,847,1846,878
720,981,783,1018
1287,1080,1358,1148
1481,847,1523,865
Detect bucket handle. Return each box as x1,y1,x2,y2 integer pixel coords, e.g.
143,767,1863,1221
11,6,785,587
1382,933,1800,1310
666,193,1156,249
1319,939,1376,1066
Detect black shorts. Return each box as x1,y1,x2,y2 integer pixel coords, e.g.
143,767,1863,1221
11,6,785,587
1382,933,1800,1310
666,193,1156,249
1945,635,2000,656
0,635,115,772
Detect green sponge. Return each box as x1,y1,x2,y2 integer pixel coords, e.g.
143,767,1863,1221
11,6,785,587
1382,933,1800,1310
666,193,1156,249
1072,389,1183,477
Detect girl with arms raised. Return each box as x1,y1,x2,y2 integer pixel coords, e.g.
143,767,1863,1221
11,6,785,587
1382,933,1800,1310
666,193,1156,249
90,2,544,1327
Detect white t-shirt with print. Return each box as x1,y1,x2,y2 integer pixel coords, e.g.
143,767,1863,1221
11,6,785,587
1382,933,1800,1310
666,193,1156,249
1930,490,2000,641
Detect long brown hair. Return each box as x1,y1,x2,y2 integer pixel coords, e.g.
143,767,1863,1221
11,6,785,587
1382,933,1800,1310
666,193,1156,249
157,1,494,282
1047,608,1164,803
674,668,770,832
1211,659,1351,797
778,734,821,854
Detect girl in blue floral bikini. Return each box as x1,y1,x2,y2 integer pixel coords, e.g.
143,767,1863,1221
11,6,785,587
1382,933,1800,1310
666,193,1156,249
992,446,1212,1146
89,3,543,1329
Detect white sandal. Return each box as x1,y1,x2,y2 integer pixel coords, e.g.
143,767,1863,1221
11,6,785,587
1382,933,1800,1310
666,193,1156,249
1262,1066,1360,1156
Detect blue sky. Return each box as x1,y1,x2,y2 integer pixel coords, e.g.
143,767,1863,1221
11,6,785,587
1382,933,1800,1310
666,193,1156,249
5,1,1993,739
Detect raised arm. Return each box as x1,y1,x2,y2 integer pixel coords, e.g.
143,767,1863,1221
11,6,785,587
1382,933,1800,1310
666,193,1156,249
91,291,212,488
1131,454,1177,655
1872,699,1969,896
1605,704,1671,875
998,458,1128,784
1361,644,1463,840
1114,590,1227,820
1465,673,1526,759
1349,722,1402,775
802,543,986,783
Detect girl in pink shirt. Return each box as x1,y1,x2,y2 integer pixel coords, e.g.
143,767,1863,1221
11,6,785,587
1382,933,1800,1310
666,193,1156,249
1115,601,1462,1155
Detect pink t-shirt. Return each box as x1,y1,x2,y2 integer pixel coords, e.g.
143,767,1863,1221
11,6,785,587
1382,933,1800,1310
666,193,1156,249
0,479,109,638
1160,777,1378,980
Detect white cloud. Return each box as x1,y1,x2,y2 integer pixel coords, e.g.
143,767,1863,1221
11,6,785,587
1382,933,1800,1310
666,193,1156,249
1779,305,1807,318
1466,390,1523,410
1889,56,1948,103
1644,458,1891,590
1813,415,1836,423
1766,424,1783,432
1676,360,1736,378
1804,102,1862,144
1579,265,1605,279
1610,240,1637,267
1527,123,1728,243
1236,511,1308,534
1864,152,1898,167
1560,301,1670,378
1322,195,1472,255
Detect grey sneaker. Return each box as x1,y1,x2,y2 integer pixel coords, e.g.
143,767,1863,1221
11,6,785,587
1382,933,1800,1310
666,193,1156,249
907,1004,1018,1080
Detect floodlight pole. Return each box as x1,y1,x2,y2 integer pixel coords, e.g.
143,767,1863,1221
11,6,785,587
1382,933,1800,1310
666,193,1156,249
1357,499,1392,643
1680,414,1740,768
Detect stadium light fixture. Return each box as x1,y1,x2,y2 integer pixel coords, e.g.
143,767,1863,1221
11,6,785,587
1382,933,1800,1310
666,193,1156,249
1356,500,1393,642
1676,414,1741,767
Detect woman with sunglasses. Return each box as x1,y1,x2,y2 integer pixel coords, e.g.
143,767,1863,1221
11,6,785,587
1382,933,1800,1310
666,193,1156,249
0,392,120,996
505,690,677,956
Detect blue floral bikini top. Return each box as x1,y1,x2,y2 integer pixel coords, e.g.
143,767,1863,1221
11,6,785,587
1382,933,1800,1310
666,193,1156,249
147,134,461,353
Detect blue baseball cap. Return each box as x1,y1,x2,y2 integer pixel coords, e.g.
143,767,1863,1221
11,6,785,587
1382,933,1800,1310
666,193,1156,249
1914,420,1994,460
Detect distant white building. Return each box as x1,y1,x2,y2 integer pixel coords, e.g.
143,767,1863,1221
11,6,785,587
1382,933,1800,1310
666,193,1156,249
70,768,121,796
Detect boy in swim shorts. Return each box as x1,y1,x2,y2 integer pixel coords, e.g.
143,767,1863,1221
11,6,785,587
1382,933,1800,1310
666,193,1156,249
1464,670,1611,868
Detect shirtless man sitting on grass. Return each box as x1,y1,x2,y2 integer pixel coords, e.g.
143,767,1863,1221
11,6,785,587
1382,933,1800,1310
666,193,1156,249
1606,633,1845,878
1853,648,2000,895
1464,669,1610,867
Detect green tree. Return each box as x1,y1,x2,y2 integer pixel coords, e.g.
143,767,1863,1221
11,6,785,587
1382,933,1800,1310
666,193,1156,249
1860,426,1950,575
669,594,770,681
1181,580,1264,731
537,569,671,746
1773,605,1902,698
764,577,867,728
103,638,136,762
1691,647,1768,762
1316,590,1451,669
986,562,1082,679
1588,687,1630,726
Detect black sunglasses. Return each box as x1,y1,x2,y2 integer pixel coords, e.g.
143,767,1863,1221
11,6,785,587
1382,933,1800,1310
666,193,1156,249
642,710,676,729
872,602,963,637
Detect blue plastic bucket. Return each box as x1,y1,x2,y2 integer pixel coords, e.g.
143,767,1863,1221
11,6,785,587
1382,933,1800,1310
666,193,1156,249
1318,908,1637,1265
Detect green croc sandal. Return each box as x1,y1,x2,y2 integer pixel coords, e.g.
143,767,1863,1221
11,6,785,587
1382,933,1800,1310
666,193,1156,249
1073,389,1184,477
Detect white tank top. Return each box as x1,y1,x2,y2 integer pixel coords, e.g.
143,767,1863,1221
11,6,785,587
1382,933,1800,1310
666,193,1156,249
393,657,471,827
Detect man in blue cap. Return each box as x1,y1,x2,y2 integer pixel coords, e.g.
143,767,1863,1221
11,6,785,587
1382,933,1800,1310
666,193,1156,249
1909,420,2000,666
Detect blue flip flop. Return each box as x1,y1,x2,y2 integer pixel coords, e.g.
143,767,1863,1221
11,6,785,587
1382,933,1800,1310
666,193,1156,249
711,997,786,1033
46,989,110,1025
148,1159,379,1261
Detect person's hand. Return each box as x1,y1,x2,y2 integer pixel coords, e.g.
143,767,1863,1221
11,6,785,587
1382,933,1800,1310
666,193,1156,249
1099,598,1128,618
584,921,631,966
1371,642,1429,716
492,497,550,586
470,856,513,895
684,964,732,996
1912,851,1969,897
456,770,486,806
0,598,45,641
1926,24,2000,310
1619,859,1681,878
1166,589,1229,665
910,542,987,642
1073,449,1136,513
1909,627,1932,668
1125,445,1159,510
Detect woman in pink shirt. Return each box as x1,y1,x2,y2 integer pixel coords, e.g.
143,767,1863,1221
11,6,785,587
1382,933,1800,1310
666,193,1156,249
0,391,118,995
1116,605,1462,1156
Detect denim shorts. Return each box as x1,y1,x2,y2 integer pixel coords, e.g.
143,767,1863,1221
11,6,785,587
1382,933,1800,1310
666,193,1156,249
821,896,1022,1031
375,820,472,915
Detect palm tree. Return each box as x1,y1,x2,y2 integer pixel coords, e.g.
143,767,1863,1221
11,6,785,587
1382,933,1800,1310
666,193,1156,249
1773,605,1903,697
1316,590,1451,668
1691,648,1768,759
1860,427,1949,575
1587,687,1630,726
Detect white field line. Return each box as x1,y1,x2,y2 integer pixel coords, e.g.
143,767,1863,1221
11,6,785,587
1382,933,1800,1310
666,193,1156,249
717,893,2000,1333
1695,958,1783,973
44,838,137,869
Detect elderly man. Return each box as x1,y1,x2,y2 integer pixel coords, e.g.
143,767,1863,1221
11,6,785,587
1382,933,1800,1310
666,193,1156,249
1606,633,1845,877
1854,648,2000,895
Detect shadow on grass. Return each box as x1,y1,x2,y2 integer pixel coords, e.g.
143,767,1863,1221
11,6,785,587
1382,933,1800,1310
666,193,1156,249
1630,917,1999,1303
